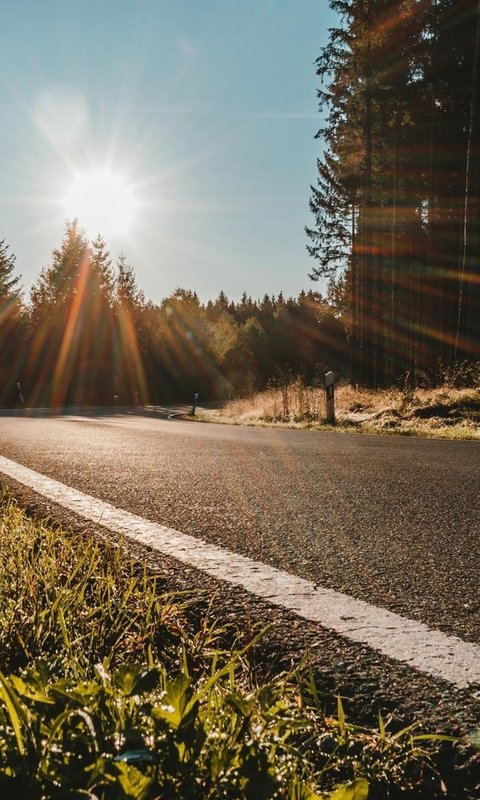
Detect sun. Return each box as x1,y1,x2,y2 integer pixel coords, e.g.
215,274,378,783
63,168,138,238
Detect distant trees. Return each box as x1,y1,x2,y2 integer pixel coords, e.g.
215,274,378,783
0,239,24,405
0,239,21,300
308,0,480,385
27,222,114,405
0,217,351,406
2,191,387,406
2,3,479,402
113,252,147,404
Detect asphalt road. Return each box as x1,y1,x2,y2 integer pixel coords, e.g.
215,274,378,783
0,411,478,647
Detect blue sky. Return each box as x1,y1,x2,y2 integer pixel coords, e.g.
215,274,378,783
0,1,337,303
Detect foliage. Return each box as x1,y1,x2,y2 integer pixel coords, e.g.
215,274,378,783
8,224,352,406
26,223,116,406
0,495,188,676
437,360,480,389
1,3,480,400
307,0,480,386
200,378,480,440
0,494,450,798
0,239,21,300
0,239,24,406
2,220,479,406
0,659,402,800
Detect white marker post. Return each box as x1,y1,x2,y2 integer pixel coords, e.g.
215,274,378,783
325,371,335,424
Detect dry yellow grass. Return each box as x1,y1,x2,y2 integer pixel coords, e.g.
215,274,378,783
196,382,480,441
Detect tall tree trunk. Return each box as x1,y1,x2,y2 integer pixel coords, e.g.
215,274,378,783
455,0,480,360
362,0,374,385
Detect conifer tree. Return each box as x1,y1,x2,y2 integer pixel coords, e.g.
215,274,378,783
308,0,480,385
0,239,21,300
113,253,146,404
89,234,114,303
116,252,144,309
0,239,24,405
28,222,117,405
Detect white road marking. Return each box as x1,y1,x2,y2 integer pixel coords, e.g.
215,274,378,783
0,453,479,689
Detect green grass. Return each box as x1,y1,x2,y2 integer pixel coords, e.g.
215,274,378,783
0,492,456,799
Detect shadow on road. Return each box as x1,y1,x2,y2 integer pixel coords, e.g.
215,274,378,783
0,405,195,420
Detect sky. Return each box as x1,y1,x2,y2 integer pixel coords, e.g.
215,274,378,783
0,1,338,304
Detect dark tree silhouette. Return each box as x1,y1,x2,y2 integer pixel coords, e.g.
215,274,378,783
308,0,480,385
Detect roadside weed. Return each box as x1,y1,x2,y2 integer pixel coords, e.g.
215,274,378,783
0,493,457,798
197,377,480,440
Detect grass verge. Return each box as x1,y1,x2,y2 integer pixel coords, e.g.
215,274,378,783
0,492,459,798
196,381,480,441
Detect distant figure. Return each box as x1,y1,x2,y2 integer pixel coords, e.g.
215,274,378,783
16,381,24,406
134,389,139,405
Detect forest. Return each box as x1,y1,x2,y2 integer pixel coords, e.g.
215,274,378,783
307,0,480,385
1,0,479,405
0,227,348,407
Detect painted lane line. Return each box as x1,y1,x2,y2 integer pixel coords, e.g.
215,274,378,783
0,453,479,690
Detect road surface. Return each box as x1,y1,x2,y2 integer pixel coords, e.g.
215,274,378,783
0,411,478,640
0,411,479,742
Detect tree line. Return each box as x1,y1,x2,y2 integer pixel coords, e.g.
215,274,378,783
0,223,349,407
307,0,480,386
3,1,479,401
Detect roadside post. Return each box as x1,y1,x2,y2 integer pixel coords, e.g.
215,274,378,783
16,381,24,407
324,371,335,424
191,392,199,415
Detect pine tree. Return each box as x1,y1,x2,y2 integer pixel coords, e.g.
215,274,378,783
30,221,88,314
113,253,146,404
455,0,480,358
0,239,24,405
89,234,114,303
308,0,480,385
77,234,115,404
0,239,21,300
116,252,144,309
28,221,89,404
215,290,230,314
28,222,118,405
